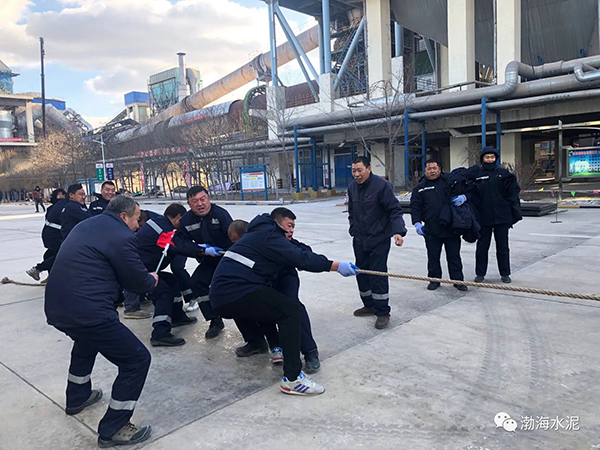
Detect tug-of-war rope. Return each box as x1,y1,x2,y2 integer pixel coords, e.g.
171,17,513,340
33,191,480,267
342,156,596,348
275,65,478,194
3,271,599,302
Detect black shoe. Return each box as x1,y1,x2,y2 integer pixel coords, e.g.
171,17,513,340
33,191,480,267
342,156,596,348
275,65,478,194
454,284,468,291
98,423,152,448
304,349,321,374
501,275,512,283
151,334,186,347
65,389,103,416
375,315,390,329
353,306,375,317
474,275,485,283
427,282,440,290
172,315,198,328
205,317,224,339
235,340,269,357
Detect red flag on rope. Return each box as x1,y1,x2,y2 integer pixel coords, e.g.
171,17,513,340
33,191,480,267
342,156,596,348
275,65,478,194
156,230,176,249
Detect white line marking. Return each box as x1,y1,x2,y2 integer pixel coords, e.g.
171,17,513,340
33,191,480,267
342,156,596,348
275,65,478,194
529,233,596,239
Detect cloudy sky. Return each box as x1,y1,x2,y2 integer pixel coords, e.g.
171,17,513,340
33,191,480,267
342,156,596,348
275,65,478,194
1,0,317,127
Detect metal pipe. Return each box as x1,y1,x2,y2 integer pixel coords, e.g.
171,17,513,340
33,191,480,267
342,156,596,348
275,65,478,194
318,18,325,75
294,126,300,193
493,0,498,83
323,0,331,73
40,37,46,138
394,23,403,58
496,111,502,153
177,53,187,101
268,1,278,87
573,62,600,82
481,98,488,149
333,17,366,91
274,8,319,101
404,111,410,189
274,4,320,83
421,122,426,173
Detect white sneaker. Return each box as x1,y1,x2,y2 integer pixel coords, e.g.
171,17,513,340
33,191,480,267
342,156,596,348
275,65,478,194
271,347,283,364
280,371,324,396
184,300,199,312
26,267,40,281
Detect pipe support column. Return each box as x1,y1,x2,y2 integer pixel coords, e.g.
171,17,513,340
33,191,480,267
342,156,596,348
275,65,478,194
448,0,475,89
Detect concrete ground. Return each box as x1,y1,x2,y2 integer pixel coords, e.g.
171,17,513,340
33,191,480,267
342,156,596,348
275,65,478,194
1,199,600,450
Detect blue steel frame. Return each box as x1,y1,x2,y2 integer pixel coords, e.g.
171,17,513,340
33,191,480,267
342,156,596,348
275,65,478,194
237,164,269,201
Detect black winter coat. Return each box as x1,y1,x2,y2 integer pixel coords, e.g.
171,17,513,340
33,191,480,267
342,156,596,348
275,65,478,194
469,165,522,227
42,198,67,250
89,196,110,216
348,174,407,250
210,214,333,308
410,174,452,238
45,211,156,328
60,200,92,241
178,204,234,254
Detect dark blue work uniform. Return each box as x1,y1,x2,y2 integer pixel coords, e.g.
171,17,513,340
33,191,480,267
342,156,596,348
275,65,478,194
210,214,333,380
470,148,522,278
60,200,92,241
236,238,319,355
410,174,464,283
178,204,233,321
89,196,110,216
44,212,156,440
36,197,67,273
348,173,406,317
136,215,201,339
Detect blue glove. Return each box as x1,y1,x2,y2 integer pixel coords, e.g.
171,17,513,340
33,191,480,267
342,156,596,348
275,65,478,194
337,262,358,277
451,194,467,206
199,244,223,257
414,222,425,237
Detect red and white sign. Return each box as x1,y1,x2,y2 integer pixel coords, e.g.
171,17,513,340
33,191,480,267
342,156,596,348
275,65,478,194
0,138,24,142
241,171,266,192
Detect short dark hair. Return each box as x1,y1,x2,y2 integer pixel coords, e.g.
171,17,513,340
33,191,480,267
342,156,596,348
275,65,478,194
101,181,116,189
270,207,296,222
352,156,370,167
139,209,150,224
50,188,66,204
425,159,441,169
164,203,186,218
186,185,208,199
106,195,138,216
67,183,83,195
228,219,249,238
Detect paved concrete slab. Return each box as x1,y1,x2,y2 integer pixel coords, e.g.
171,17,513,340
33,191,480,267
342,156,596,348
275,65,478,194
1,200,600,449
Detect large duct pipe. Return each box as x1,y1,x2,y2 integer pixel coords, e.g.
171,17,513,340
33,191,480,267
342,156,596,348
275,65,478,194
289,56,600,127
16,104,75,132
150,25,320,124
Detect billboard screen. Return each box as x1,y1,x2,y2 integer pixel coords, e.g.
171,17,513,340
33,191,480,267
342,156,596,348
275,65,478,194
568,148,600,178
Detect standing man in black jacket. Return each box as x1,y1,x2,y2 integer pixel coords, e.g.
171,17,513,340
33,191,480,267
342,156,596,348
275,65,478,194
90,181,117,215
347,156,407,329
45,195,158,448
178,186,233,339
470,147,522,283
410,160,466,291
60,183,92,241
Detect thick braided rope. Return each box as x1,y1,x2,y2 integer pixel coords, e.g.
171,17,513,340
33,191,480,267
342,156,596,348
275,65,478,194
356,269,600,302
1,277,44,287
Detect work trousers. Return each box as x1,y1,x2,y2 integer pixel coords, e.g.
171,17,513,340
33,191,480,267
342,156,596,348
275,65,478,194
425,234,464,281
353,238,391,316
147,272,186,339
170,255,195,303
476,224,511,277
191,260,219,321
123,290,143,313
57,319,151,439
36,247,58,273
35,199,45,212
235,269,318,355
214,287,302,380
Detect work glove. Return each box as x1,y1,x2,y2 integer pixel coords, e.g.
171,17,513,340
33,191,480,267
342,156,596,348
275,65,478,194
414,222,425,237
337,262,359,277
451,194,467,206
199,244,223,257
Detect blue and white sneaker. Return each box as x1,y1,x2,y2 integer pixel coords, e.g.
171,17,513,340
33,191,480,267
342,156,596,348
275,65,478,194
271,347,283,364
280,371,324,396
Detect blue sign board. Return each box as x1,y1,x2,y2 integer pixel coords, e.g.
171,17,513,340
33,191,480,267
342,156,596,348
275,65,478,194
106,163,114,181
568,147,600,178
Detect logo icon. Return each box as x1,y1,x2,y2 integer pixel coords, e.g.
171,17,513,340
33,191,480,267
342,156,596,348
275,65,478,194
494,412,517,432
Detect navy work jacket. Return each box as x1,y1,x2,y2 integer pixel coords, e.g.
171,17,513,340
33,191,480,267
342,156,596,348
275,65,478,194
210,214,333,308
178,204,233,256
45,211,156,328
348,174,407,249
410,174,452,238
42,198,67,250
89,196,110,216
60,200,92,241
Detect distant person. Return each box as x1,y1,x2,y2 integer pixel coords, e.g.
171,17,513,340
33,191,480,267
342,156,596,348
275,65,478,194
60,183,92,241
347,156,407,329
44,195,158,447
470,147,522,284
33,186,45,213
26,188,67,282
410,160,466,291
90,181,117,215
